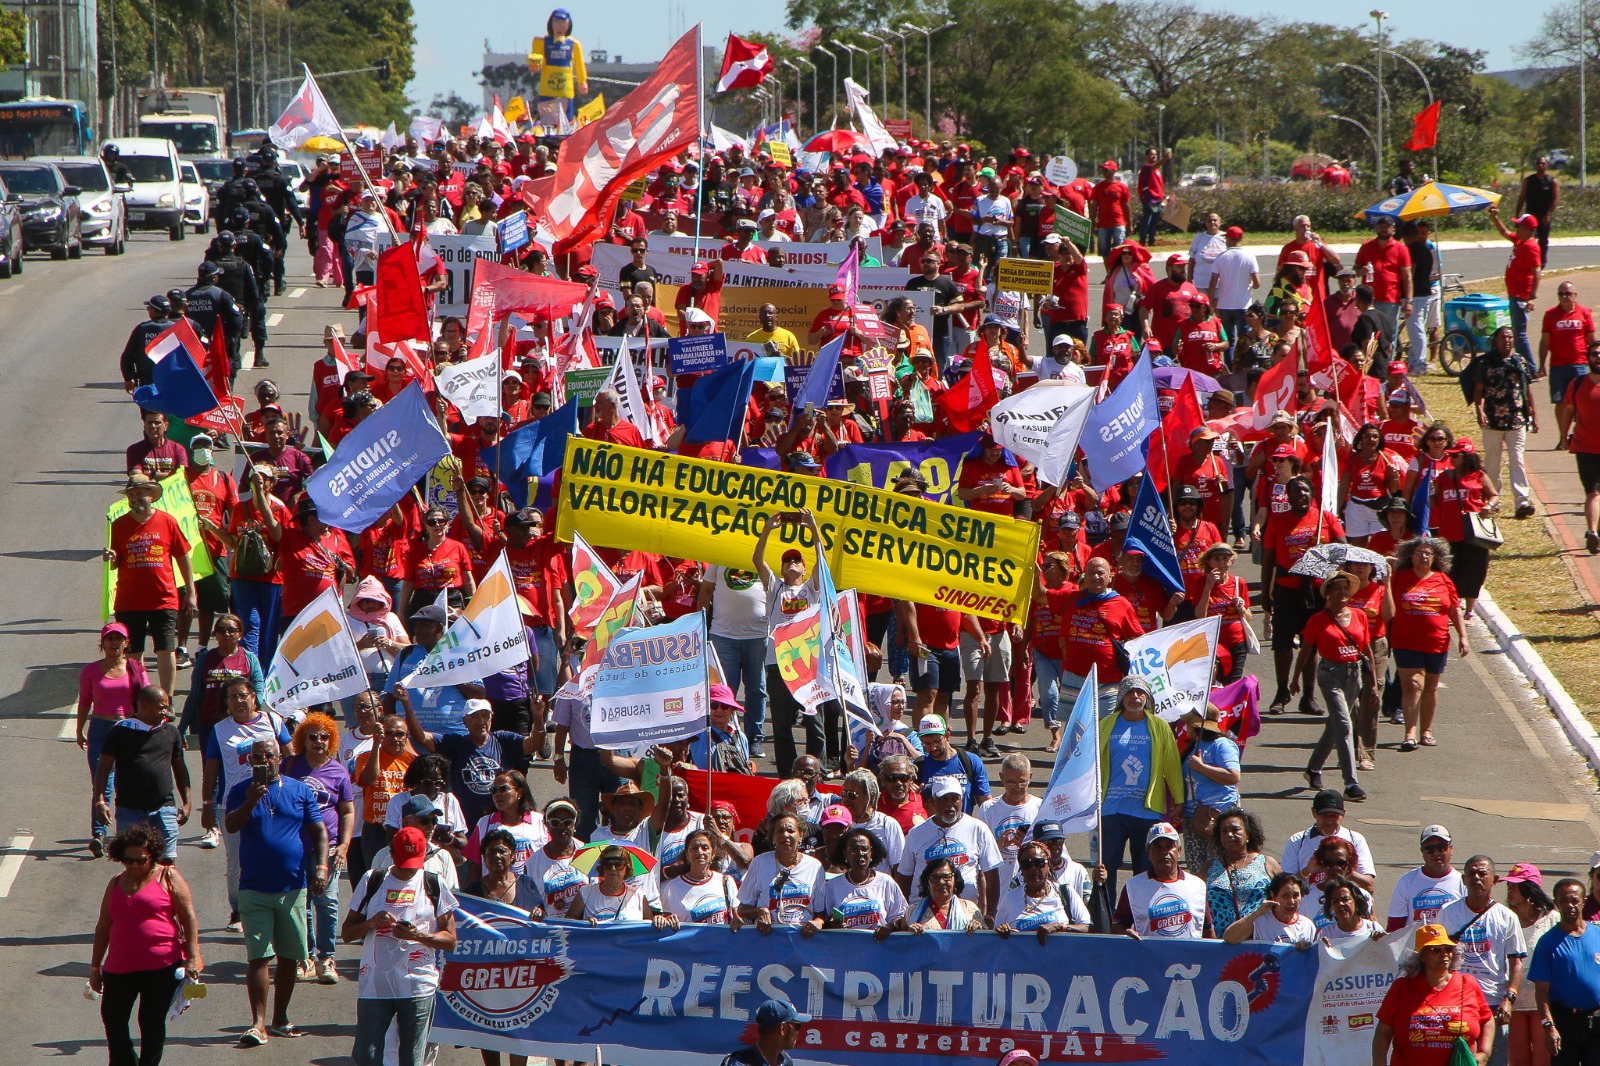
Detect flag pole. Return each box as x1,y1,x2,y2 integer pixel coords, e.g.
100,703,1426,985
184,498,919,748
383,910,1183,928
691,24,707,271
299,64,400,247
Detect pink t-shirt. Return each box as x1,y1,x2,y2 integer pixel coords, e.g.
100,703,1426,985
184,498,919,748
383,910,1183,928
104,872,186,973
78,659,151,720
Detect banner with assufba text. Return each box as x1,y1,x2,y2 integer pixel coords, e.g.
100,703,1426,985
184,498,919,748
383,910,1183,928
431,898,1322,1065
554,439,1040,624
589,612,710,750
306,380,451,533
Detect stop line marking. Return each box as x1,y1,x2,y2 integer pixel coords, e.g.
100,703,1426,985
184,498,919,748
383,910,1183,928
0,833,34,898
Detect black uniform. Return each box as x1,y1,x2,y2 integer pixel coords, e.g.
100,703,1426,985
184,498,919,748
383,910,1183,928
224,216,275,294
251,163,302,231
206,250,261,315
241,200,287,292
119,318,168,387
184,283,246,379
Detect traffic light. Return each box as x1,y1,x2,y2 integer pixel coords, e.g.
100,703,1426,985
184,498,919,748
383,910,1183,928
375,57,391,81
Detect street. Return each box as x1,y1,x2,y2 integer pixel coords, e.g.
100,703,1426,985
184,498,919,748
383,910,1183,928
2,230,1600,1064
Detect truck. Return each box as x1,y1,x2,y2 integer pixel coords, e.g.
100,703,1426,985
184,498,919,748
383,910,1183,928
136,88,229,158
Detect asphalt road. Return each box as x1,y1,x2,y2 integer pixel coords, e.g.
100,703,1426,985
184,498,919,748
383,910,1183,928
3,230,1600,1065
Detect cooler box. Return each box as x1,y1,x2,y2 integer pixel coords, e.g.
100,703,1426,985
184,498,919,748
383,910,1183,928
1444,293,1510,342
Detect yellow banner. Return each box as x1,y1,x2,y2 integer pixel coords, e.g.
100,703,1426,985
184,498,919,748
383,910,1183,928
620,177,647,203
554,440,1038,624
503,95,529,124
767,141,793,167
658,282,829,359
103,470,215,621
576,94,607,126
996,257,1055,296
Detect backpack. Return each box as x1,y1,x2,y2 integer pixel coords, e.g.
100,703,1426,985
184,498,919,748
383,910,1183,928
708,733,753,775
235,521,274,578
870,730,922,765
357,866,443,917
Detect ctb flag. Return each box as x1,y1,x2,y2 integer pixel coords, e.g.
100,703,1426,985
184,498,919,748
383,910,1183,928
263,586,368,715
400,554,531,692
1404,101,1442,152
717,34,773,93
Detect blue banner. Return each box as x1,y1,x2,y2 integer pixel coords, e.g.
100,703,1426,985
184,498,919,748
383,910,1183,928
668,332,729,375
1081,355,1159,492
479,399,580,509
589,613,709,750
307,379,451,532
823,433,981,505
497,211,530,254
432,896,1322,1065
1123,475,1185,596
791,334,847,412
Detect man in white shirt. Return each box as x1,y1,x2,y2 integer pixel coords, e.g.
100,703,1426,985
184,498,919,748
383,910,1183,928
979,754,1042,881
343,826,459,1066
1114,822,1212,940
1281,789,1377,894
753,511,823,776
895,776,1002,919
1206,225,1259,366
1388,824,1467,931
1436,855,1528,1028
974,176,1014,278
902,172,948,239
1187,212,1227,292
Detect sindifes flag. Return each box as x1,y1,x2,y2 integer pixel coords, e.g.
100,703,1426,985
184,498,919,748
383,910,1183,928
717,34,773,93
263,586,368,714
400,554,531,690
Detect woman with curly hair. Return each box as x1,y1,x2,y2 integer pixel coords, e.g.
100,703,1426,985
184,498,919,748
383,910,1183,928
1205,806,1281,932
1432,440,1500,620
1391,537,1470,752
283,711,354,983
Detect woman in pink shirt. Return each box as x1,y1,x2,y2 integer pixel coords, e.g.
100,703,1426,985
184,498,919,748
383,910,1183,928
77,621,150,856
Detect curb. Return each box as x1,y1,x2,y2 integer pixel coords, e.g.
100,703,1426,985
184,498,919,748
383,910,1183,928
1473,588,1600,774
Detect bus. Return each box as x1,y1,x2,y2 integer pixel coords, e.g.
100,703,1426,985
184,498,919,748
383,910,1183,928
0,99,94,159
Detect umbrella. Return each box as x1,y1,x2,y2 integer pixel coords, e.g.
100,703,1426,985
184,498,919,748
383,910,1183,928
1289,542,1389,583
1153,366,1222,396
1354,181,1501,225
299,135,347,153
803,129,869,155
570,841,657,878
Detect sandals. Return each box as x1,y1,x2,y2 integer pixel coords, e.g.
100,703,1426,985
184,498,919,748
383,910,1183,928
238,1029,268,1047
268,1023,305,1039
1399,738,1419,753
1420,733,1438,747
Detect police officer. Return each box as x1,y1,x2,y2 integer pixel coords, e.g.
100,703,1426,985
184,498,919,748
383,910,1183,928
214,158,251,230
119,295,171,391
185,263,247,380
101,143,132,186
205,231,265,367
238,179,287,295
165,287,207,341
225,208,275,295
250,146,303,240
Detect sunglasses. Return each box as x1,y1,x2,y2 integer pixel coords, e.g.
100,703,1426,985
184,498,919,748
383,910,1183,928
884,774,912,783
214,626,240,634
425,518,449,527
1422,843,1450,852
306,733,331,742
493,784,518,794
1018,857,1049,870
120,854,153,866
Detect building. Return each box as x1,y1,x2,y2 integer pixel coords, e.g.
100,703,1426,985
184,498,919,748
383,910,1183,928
0,0,98,106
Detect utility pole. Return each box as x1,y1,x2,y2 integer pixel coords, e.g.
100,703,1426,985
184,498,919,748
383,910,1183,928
901,22,956,138
1372,10,1389,187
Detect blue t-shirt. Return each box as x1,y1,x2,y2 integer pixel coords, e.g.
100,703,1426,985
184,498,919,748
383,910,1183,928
388,644,470,736
1188,736,1240,813
225,775,321,893
918,748,990,813
1103,717,1161,819
1529,921,1600,1010
435,731,529,826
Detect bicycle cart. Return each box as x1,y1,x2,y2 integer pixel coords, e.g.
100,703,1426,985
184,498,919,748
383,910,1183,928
1439,293,1510,377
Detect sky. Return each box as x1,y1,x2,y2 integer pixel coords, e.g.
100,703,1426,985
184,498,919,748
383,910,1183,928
408,0,1536,113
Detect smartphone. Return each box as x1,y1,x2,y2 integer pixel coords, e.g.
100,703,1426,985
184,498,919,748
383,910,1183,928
251,764,270,787
803,402,815,417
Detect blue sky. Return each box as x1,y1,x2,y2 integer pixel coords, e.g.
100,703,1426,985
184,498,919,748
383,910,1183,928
409,1,1533,112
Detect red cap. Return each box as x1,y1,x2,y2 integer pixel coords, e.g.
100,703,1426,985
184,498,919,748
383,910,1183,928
690,261,710,276
391,826,428,870
1225,225,1244,239
1271,444,1297,460
1387,360,1408,375
827,282,847,296
1100,159,1118,171
1190,293,1211,307
1015,147,1031,157
957,143,970,152
1450,436,1477,454
1513,213,1539,228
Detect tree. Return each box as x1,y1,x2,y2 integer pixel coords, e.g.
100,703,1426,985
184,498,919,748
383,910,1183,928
0,9,26,67
282,0,415,125
426,92,478,132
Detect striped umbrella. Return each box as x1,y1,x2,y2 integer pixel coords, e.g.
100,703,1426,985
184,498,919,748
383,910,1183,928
1354,181,1501,225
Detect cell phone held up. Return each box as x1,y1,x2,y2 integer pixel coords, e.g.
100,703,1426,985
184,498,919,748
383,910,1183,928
252,764,271,787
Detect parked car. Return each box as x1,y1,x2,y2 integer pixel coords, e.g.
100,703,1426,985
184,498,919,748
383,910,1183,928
0,173,24,278
1549,148,1571,168
180,160,211,233
1191,165,1219,186
30,155,125,255
0,161,83,259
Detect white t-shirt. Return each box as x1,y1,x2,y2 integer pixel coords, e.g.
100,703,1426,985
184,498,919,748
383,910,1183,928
704,565,770,641
1281,825,1378,880
979,795,1042,877
1321,918,1385,947
470,811,549,874
351,869,459,1000
816,872,908,929
737,852,826,926
976,194,1014,237
524,845,590,917
1251,910,1318,945
1119,872,1209,939
1188,231,1227,288
853,812,906,873
1435,899,1528,1004
996,881,1089,928
1004,857,1092,914
590,821,651,849
368,845,460,890
383,790,467,834
1036,356,1087,384
903,194,948,232
988,287,1026,334
576,882,650,923
653,814,705,869
341,730,377,815
763,577,819,666
207,711,293,796
1306,879,1373,929
661,872,740,924
1209,248,1259,310
898,815,1002,902
1387,867,1466,926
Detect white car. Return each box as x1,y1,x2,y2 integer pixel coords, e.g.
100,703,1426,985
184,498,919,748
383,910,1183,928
279,159,310,215
180,161,210,233
29,155,125,255
1191,166,1219,186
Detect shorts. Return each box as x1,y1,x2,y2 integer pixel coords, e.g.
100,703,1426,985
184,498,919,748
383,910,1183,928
115,609,179,653
1393,647,1449,674
1577,452,1600,496
911,647,961,695
960,630,1013,683
238,887,310,962
1551,363,1590,405
1270,583,1317,652
1342,499,1387,540
195,569,231,614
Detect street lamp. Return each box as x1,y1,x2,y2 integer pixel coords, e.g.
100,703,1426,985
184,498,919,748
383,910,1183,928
902,21,957,138
753,87,771,127
794,55,817,137
782,59,803,132
1371,10,1389,187
840,41,867,99
767,75,783,132
879,26,908,122
815,45,841,127
1156,103,1165,156
1328,113,1380,186
1379,47,1437,179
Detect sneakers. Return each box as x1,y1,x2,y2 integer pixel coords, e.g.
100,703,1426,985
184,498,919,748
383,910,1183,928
316,958,339,984
227,910,242,931
297,959,315,981
1344,784,1368,802
199,827,222,850
964,736,980,753
979,738,999,757
174,647,193,670
89,837,105,858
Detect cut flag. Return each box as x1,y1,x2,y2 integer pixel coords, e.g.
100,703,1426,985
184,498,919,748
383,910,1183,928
267,65,343,151
133,322,221,419
568,532,623,639
1146,374,1202,494
372,242,431,347
937,340,1000,432
718,34,774,93
1404,101,1442,153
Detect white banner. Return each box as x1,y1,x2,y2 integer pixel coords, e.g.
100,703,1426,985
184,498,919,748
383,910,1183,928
400,554,531,691
606,337,658,445
988,382,1096,488
1304,931,1406,1066
844,77,898,156
590,613,710,750
1037,664,1100,832
435,352,502,422
1123,615,1221,722
645,233,881,266
262,586,369,715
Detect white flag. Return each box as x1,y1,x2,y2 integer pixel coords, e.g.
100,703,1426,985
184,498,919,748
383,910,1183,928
709,124,749,153
268,65,344,151
436,352,501,422
379,121,403,149
409,116,444,144
400,554,531,690
843,78,897,155
1320,417,1341,516
1122,615,1222,722
262,586,368,715
608,338,658,445
988,382,1096,488
1037,664,1100,833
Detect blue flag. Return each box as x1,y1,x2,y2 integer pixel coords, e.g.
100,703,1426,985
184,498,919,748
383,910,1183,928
1081,353,1159,491
1035,664,1100,833
479,399,580,510
1123,474,1185,596
306,380,451,532
821,432,981,503
790,334,846,419
682,358,756,444
1409,467,1432,535
131,326,220,419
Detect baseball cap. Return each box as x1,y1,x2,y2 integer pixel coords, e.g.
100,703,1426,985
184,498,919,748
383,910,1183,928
756,999,811,1031
1513,213,1539,228
1271,444,1297,460
1100,159,1117,171
145,294,171,314
779,547,805,564
827,282,848,296
1051,333,1073,348
787,451,822,470
1450,437,1477,455
1420,824,1452,845
1414,924,1455,951
736,217,758,230
1387,388,1413,405
1225,225,1244,239
1312,789,1346,814
101,621,130,641
409,604,448,625
390,826,429,869
401,793,442,820
928,776,964,799
820,804,852,827
1503,862,1543,887
682,306,714,325
1040,232,1062,245
1167,251,1189,265
463,698,493,718
917,713,949,736
1031,820,1066,842
1190,293,1211,307
1387,360,1408,376
1146,821,1181,845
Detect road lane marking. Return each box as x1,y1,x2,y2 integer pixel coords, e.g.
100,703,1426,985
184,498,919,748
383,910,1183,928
0,833,34,898
288,287,306,299
59,716,76,740
266,313,283,326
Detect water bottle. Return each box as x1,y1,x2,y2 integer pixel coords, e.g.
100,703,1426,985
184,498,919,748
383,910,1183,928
83,981,100,1001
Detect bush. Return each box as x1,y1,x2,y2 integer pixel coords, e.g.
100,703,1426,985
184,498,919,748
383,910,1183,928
1171,180,1600,235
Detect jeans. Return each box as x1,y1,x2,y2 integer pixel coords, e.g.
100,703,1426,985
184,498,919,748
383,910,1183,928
307,865,341,958
1100,812,1157,899
1373,301,1402,357
1061,670,1119,716
115,805,180,861
354,995,435,1066
1139,201,1163,246
1096,225,1126,261
231,578,281,662
1356,637,1389,763
1483,425,1532,508
1406,295,1437,371
101,964,183,1066
1034,652,1065,727
711,634,768,744
1511,300,1537,375
1310,659,1362,787
1220,308,1248,366
975,234,1010,280
87,716,118,840
767,663,823,777
885,612,911,680
569,745,622,844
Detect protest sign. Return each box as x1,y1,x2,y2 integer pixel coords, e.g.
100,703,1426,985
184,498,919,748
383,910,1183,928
562,367,611,406
619,177,647,203
306,380,451,532
988,383,1095,487
1052,208,1093,249
646,232,879,265
431,898,1322,1065
783,358,844,404
995,257,1055,296
340,147,381,182
1165,194,1193,233
496,211,530,254
436,353,502,422
262,586,368,714
555,439,1040,623
667,332,728,375
590,613,710,750
1124,615,1221,722
102,470,214,620
823,433,979,504
1044,155,1078,186
767,140,793,167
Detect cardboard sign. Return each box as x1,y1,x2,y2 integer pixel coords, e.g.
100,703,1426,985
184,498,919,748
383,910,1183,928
341,148,382,183
1165,194,1193,233
667,332,728,375
1053,208,1093,249
996,257,1055,296
1044,156,1078,186
784,360,845,404
620,177,647,203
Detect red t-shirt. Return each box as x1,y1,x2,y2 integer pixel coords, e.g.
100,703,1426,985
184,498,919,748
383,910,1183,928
718,241,767,264
1381,418,1419,462
1184,572,1250,647
959,457,1025,517
1044,258,1089,323
277,525,355,617
582,420,648,448
1172,520,1223,577
1505,238,1541,300
1278,237,1326,287
450,509,504,582
358,515,412,581
186,468,238,558
405,536,474,590
1114,572,1169,631
1349,580,1387,641
809,307,863,359
1174,453,1230,528
1354,238,1412,304
1390,569,1460,654
226,496,290,582
1091,328,1136,375
914,602,962,651
1433,471,1486,543
311,359,345,421
1567,375,1600,453
1059,593,1145,681
1145,278,1198,353
1543,303,1594,367
1376,973,1490,1066
1089,179,1130,228
945,181,980,235
673,276,724,332
1347,449,1403,502
1030,585,1080,656
110,511,191,612
1265,508,1345,586
1178,317,1227,374
1299,608,1369,663
501,536,569,626
1367,529,1403,557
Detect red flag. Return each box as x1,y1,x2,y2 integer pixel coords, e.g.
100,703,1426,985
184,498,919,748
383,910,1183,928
1404,101,1441,152
471,258,590,319
204,317,234,399
1147,375,1203,493
328,336,360,374
1207,352,1297,442
683,771,839,831
718,34,774,93
937,341,1000,432
372,242,430,344
520,27,702,252
344,283,376,311
1304,284,1336,373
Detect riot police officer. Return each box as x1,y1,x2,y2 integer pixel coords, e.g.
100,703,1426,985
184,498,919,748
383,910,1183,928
238,179,287,295
119,295,170,391
250,146,303,239
214,158,251,231
225,208,275,295
205,232,265,367
185,262,247,381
